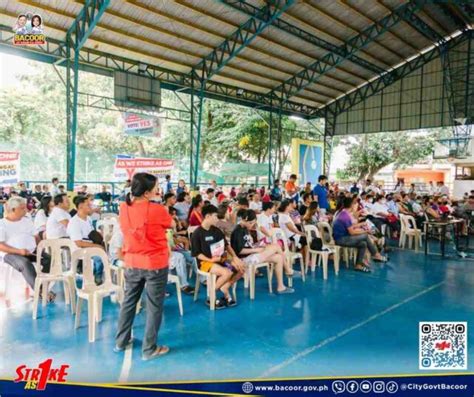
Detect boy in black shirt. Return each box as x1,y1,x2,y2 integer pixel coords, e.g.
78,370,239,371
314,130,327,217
231,209,294,294
191,205,245,308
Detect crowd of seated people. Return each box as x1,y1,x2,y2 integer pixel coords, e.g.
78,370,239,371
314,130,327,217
2,175,474,313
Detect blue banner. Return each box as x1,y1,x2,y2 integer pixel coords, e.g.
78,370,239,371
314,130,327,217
1,374,474,396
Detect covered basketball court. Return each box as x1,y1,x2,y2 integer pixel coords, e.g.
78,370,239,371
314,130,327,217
0,0,473,384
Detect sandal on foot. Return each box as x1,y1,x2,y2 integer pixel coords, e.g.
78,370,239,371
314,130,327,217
276,287,295,294
142,345,170,361
354,265,371,273
373,256,388,263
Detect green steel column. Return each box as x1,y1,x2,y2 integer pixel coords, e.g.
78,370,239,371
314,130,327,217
189,78,204,188
66,43,80,192
193,89,204,188
268,109,273,187
189,87,194,186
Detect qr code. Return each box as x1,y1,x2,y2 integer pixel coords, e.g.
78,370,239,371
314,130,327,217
419,322,467,370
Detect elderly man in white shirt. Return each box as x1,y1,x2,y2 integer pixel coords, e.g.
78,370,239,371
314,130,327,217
0,197,55,302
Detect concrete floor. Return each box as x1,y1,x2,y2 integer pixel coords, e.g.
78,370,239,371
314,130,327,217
1,245,473,383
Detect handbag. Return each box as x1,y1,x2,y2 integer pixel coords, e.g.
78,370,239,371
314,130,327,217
88,230,104,246
309,230,323,251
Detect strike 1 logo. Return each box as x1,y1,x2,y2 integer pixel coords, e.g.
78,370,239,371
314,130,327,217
14,359,69,390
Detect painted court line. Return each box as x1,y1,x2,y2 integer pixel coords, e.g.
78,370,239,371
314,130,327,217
119,332,134,383
260,281,445,378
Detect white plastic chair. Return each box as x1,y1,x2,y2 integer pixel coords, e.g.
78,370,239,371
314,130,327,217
73,248,123,342
167,274,184,316
100,212,118,221
187,226,199,278
32,239,76,319
271,227,305,284
304,224,340,280
243,259,273,300
317,222,354,268
96,217,117,251
1,257,31,300
399,214,423,251
194,266,237,310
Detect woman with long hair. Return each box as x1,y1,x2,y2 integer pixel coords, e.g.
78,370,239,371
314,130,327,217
278,200,307,267
188,194,204,226
115,173,173,361
34,195,53,239
303,201,319,226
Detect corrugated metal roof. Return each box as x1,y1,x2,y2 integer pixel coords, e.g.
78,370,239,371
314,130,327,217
0,0,470,114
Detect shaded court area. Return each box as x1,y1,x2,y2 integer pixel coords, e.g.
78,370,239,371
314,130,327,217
0,0,473,392
1,246,473,383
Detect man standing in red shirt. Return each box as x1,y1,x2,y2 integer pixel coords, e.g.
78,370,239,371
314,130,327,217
114,173,173,361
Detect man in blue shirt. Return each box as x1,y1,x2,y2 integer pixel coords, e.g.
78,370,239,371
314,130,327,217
350,182,360,195
312,175,329,213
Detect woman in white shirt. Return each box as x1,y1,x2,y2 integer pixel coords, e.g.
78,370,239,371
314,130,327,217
257,201,276,243
34,196,53,238
277,200,307,268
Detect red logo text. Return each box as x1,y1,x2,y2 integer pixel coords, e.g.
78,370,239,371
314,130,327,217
14,359,69,390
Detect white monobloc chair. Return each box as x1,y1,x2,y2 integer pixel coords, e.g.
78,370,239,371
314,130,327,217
317,222,355,268
96,217,118,251
243,258,273,300
194,259,237,310
304,225,340,280
32,239,76,319
100,212,118,221
399,214,423,251
73,248,123,342
271,227,305,284
187,225,199,278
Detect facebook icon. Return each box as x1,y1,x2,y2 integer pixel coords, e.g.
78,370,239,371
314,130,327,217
347,381,359,394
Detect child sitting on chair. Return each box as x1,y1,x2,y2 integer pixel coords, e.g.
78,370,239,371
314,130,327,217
231,209,294,295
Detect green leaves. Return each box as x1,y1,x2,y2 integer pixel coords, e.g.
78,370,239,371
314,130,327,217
341,129,449,180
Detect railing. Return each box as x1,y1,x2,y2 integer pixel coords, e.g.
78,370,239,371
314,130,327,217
24,181,122,197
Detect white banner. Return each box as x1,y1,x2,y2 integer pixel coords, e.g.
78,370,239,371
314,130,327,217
0,151,20,185
113,156,173,181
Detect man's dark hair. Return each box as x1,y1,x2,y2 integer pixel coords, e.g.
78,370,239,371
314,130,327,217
58,185,65,189
237,209,257,222
289,174,297,180
165,175,171,180
164,192,175,203
318,175,327,182
202,204,218,218
54,193,67,206
217,203,229,220
52,177,59,183
262,201,275,211
238,197,249,207
343,196,354,209
206,188,215,194
177,191,187,202
74,195,89,209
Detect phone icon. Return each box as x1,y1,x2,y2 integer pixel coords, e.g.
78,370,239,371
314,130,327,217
332,381,345,394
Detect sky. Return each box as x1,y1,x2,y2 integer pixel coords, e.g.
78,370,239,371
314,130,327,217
0,53,35,89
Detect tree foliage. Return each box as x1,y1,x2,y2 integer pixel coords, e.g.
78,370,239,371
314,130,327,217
340,129,451,181
0,60,323,182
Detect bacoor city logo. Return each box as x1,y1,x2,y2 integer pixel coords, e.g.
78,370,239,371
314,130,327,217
14,359,69,390
13,13,46,45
